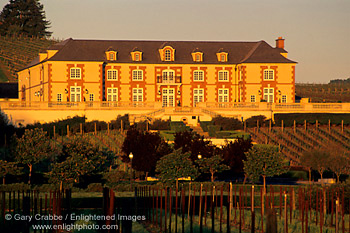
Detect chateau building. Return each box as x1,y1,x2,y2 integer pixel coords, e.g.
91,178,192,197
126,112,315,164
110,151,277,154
17,37,296,107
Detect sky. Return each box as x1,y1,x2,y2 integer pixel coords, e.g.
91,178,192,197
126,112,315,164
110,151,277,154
1,0,349,84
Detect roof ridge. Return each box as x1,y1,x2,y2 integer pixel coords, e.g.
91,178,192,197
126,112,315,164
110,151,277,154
240,41,263,63
69,38,260,43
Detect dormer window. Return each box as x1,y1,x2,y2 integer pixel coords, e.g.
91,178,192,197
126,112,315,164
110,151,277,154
191,51,203,62
216,52,228,62
105,49,117,61
159,45,175,61
131,50,143,61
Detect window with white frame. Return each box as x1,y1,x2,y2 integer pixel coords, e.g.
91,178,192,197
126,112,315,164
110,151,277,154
107,69,118,80
162,88,175,107
263,69,274,80
218,89,229,102
107,88,118,101
193,70,204,81
195,54,201,62
218,70,229,81
70,68,81,79
132,88,143,103
70,86,81,102
162,70,175,83
109,53,115,61
263,88,274,103
193,88,204,106
250,95,256,102
281,95,287,103
132,70,143,81
135,53,140,61
89,93,94,102
221,54,226,62
165,49,171,61
57,93,62,102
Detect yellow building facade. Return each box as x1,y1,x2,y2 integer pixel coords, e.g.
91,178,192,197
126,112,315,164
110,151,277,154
18,37,296,106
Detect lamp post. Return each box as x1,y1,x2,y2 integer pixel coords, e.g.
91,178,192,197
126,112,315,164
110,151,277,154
129,152,133,190
197,152,202,160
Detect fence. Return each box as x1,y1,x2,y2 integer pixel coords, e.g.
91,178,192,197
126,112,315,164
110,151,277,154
134,184,349,233
0,184,349,233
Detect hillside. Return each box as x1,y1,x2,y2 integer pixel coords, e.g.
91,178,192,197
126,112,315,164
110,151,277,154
0,35,57,81
248,125,350,166
296,83,350,102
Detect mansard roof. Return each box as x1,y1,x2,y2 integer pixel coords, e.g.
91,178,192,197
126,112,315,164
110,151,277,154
30,39,297,67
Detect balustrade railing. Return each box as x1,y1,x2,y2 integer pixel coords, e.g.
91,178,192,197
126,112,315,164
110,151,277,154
156,75,182,84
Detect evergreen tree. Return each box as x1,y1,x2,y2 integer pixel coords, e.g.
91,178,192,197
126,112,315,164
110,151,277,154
0,0,51,37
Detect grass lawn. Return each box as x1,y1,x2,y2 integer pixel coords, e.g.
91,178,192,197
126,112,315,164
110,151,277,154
216,130,250,140
159,130,176,141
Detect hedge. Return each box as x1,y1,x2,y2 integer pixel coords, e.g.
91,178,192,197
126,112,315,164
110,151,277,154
170,121,191,132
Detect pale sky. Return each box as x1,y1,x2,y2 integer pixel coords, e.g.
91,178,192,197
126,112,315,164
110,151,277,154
1,0,349,83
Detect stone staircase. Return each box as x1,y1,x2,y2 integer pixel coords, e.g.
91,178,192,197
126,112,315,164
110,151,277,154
188,124,210,139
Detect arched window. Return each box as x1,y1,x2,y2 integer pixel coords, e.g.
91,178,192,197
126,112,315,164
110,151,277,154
221,54,226,62
109,53,115,60
164,49,171,61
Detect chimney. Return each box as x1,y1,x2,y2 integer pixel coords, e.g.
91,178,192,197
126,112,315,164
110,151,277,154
275,36,285,49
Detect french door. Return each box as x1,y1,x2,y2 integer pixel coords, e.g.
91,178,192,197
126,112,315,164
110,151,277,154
193,88,204,106
70,86,81,102
263,88,274,103
162,88,175,107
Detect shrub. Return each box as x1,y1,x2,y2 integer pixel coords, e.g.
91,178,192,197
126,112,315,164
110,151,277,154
0,183,30,191
199,121,212,132
244,115,269,128
170,122,191,132
207,125,219,137
86,183,103,192
212,116,242,130
103,170,130,185
150,119,170,130
110,114,130,130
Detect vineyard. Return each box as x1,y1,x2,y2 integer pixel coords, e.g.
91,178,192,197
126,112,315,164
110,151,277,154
44,122,350,170
296,83,350,103
1,184,349,233
248,124,350,166
0,35,57,80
